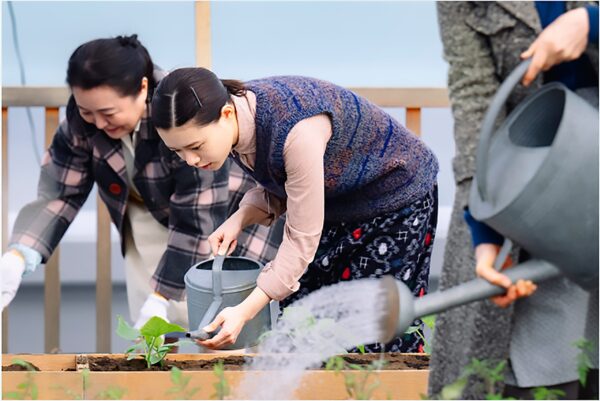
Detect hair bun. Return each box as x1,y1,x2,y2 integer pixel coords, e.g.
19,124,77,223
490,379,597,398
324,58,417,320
117,34,139,48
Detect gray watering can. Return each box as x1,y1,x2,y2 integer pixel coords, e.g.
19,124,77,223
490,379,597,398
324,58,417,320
184,255,271,349
379,59,599,341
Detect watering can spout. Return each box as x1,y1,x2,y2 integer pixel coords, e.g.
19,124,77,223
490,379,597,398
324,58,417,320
378,260,562,344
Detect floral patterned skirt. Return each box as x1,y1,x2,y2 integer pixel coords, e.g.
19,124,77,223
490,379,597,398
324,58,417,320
279,186,438,353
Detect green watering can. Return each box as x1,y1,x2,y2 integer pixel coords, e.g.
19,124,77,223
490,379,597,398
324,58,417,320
379,59,598,340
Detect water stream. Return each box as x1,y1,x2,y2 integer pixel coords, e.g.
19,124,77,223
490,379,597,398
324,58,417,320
235,278,390,399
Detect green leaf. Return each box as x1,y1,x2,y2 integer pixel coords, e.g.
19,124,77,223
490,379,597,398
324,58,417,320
140,316,185,338
116,315,140,341
405,326,420,334
357,344,366,354
149,352,164,366
423,342,432,355
3,392,22,399
11,358,36,371
421,315,436,330
440,377,467,400
125,342,146,354
170,366,182,384
31,385,38,400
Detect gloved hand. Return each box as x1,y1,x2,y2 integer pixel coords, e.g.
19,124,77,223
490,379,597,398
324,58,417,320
1,250,26,310
134,292,170,329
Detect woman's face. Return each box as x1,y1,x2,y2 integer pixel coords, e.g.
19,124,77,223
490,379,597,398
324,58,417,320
72,78,148,139
156,104,238,171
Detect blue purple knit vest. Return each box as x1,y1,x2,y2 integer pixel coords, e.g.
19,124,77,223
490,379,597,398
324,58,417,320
234,76,438,222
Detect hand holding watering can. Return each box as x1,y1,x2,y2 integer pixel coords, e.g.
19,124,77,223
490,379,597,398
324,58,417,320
185,213,272,350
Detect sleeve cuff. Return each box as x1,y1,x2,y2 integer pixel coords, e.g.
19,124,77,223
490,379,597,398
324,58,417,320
463,208,504,248
8,243,43,276
586,5,599,44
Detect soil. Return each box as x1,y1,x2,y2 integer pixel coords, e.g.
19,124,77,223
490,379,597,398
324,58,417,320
87,355,249,371
2,363,41,372
2,353,429,372
85,353,428,372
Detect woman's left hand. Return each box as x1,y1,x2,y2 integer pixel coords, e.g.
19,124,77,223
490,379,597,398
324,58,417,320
195,305,250,349
521,7,589,86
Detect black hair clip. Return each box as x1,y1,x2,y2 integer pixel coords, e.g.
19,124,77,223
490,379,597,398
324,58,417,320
190,86,203,109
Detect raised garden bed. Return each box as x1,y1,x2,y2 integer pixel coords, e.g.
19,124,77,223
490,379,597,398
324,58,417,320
2,353,429,399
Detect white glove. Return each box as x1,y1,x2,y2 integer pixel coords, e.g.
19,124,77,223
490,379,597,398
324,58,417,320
134,293,170,329
1,251,26,310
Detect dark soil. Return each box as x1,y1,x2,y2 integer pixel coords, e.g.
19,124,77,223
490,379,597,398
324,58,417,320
2,353,429,372
86,353,428,372
87,355,249,371
2,363,41,371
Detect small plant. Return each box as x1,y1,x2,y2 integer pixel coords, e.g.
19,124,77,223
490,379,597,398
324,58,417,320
426,358,512,400
405,314,436,354
325,355,387,400
531,386,566,400
3,359,38,400
52,368,125,400
574,338,596,387
94,385,127,400
116,315,189,369
211,360,230,400
165,366,201,400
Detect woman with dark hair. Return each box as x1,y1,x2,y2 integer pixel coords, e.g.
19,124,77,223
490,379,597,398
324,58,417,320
0,36,283,341
151,68,439,352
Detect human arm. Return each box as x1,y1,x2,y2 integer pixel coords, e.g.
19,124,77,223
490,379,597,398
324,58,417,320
198,115,330,349
4,104,95,308
464,209,537,308
521,6,598,86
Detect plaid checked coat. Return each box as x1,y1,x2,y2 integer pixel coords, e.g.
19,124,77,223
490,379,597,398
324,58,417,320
10,97,283,301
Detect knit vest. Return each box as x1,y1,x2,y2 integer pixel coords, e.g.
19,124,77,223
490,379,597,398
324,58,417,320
234,76,438,222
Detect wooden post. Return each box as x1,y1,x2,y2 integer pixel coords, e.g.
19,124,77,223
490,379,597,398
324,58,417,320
44,108,61,353
195,1,212,68
406,108,422,137
2,107,9,353
96,199,111,352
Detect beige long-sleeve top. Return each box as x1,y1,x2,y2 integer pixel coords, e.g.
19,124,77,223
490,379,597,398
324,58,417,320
231,92,333,301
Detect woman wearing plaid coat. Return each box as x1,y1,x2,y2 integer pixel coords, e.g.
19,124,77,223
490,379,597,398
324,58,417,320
0,35,283,338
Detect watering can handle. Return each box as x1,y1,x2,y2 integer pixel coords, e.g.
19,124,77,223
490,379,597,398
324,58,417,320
194,255,225,335
476,59,532,201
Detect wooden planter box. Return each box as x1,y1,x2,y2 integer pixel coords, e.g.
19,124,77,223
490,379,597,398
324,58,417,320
2,353,429,400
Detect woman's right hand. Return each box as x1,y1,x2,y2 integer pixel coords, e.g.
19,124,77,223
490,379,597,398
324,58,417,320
208,215,243,256
475,244,537,308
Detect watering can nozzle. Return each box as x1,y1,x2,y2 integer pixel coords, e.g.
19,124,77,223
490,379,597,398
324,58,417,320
185,328,217,341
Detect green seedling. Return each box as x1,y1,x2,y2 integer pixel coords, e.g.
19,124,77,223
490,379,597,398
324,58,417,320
573,338,597,387
426,358,512,400
165,366,201,400
532,386,566,400
211,360,230,400
3,359,38,400
325,355,387,400
116,315,189,369
405,314,436,354
94,385,127,400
